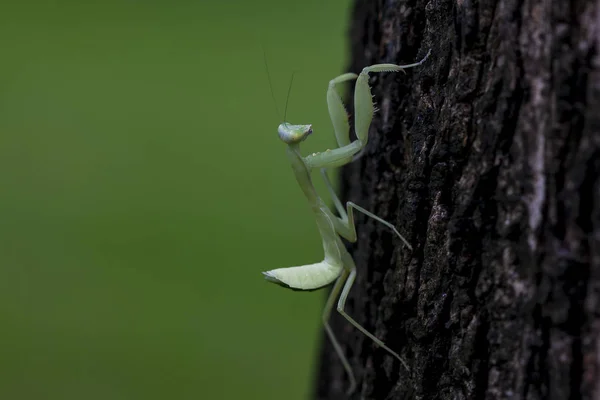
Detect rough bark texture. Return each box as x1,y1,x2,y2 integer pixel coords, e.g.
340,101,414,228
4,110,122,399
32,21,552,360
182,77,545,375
315,0,600,399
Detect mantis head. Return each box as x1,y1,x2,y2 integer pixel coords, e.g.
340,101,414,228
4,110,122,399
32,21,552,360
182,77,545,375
278,123,313,144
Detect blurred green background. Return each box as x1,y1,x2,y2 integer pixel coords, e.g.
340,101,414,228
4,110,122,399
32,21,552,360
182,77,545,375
0,1,352,399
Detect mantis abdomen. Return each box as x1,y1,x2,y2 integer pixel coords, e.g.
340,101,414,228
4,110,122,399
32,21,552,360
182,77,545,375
263,261,342,290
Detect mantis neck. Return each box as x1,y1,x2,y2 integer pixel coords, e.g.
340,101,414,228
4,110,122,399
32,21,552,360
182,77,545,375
287,143,341,263
286,144,323,209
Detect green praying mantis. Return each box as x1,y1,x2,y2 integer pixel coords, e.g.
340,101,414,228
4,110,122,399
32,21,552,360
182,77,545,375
262,49,430,394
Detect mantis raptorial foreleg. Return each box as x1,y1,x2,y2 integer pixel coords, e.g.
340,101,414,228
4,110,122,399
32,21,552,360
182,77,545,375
263,50,429,394
327,72,358,148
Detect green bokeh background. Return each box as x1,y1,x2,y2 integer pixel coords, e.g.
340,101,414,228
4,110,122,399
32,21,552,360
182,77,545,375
0,1,351,399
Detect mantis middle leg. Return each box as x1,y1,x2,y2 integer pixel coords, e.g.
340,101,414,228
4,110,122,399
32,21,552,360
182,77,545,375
320,168,413,250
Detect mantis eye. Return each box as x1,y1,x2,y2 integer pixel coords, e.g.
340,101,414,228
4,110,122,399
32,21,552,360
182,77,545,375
278,123,313,144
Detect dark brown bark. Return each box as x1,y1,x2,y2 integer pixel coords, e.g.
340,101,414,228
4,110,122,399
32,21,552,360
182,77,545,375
315,0,600,399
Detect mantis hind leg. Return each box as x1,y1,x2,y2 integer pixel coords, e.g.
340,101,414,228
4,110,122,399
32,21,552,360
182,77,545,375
322,270,356,394
336,265,410,371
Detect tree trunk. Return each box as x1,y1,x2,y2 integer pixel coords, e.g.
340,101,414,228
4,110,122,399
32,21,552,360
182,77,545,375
315,0,600,399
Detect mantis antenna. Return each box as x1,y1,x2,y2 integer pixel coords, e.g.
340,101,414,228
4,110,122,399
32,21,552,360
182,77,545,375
263,49,430,395
283,71,295,123
261,46,297,123
262,48,281,120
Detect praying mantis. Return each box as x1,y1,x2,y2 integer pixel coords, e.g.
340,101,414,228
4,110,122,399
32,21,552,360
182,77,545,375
262,49,430,394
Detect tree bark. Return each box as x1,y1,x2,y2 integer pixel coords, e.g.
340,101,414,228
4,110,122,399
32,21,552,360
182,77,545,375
315,0,600,399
